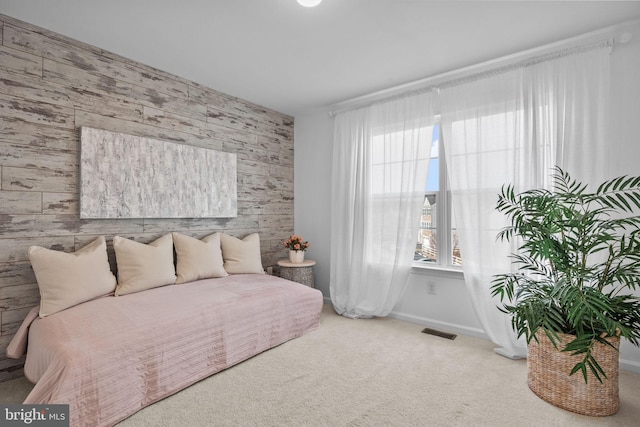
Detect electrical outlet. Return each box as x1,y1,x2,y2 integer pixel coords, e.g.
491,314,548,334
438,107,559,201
427,281,436,295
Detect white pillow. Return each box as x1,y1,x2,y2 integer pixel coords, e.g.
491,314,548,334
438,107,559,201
113,234,176,295
28,236,117,317
172,232,228,284
220,233,265,274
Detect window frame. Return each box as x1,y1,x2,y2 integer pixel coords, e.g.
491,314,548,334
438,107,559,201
412,124,463,273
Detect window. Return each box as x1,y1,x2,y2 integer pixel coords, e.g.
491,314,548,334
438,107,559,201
414,124,462,268
367,123,432,265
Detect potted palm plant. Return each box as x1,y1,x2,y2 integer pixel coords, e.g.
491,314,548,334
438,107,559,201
491,166,640,416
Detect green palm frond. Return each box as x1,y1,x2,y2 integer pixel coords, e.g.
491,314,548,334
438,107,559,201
492,166,640,383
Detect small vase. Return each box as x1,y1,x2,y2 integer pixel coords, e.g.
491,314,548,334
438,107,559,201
289,250,305,263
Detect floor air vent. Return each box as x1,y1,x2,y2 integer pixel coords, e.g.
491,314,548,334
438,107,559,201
422,327,457,340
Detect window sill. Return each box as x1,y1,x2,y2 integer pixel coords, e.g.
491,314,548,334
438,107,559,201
411,263,464,277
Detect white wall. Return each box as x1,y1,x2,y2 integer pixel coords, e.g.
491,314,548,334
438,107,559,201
391,269,486,339
607,20,640,373
610,21,640,172
294,20,640,373
293,109,334,299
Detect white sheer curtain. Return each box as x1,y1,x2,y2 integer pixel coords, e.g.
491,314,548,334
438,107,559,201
439,46,611,358
330,93,437,318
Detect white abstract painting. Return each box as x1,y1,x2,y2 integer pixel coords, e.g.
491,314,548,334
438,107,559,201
80,127,237,218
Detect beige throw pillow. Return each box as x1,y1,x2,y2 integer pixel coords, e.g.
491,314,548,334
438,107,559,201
28,236,117,317
220,233,265,274
113,234,176,295
172,232,228,284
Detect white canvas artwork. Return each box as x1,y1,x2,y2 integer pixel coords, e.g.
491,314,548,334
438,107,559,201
80,127,237,219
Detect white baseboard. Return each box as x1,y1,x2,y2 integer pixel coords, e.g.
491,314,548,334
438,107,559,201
387,311,489,341
324,302,640,374
620,358,640,374
322,300,485,340
387,310,640,375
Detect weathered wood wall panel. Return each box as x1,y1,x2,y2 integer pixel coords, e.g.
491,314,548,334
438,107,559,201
0,14,295,380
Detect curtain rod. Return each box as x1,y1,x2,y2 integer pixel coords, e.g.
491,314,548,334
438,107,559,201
328,20,637,118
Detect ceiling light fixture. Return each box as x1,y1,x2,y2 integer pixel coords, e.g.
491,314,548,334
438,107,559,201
297,0,322,7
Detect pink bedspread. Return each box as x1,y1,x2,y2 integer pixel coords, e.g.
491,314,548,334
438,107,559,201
7,274,323,426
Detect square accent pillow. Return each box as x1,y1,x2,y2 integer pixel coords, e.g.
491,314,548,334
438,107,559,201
220,233,265,274
113,234,176,295
172,232,228,284
28,236,117,317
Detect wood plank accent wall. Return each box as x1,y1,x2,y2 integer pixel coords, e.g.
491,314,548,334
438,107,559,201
0,14,294,381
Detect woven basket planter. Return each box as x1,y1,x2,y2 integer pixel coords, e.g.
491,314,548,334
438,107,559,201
528,330,620,416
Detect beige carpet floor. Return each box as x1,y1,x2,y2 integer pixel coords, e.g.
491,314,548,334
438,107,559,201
1,304,639,426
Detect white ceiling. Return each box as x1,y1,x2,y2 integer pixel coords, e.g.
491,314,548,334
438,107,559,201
1,1,639,116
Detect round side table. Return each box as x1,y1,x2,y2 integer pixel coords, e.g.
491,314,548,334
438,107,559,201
277,259,316,288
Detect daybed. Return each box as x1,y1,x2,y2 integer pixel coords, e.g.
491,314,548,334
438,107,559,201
6,232,323,427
